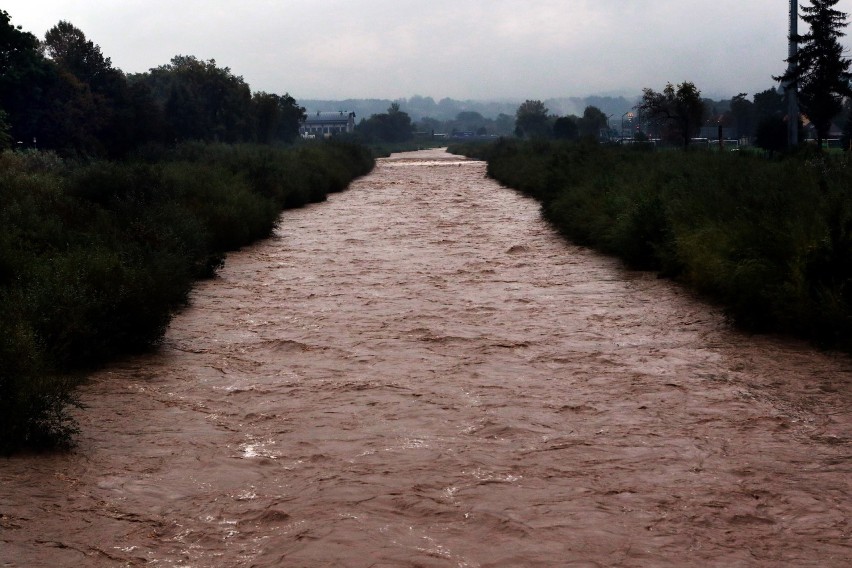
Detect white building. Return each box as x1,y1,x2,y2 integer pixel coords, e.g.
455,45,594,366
300,111,356,139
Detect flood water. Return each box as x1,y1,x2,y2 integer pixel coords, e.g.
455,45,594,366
2,148,850,567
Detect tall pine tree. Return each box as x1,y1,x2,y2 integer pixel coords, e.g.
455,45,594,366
777,0,852,148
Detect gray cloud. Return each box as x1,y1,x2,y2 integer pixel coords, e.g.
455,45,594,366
5,0,842,100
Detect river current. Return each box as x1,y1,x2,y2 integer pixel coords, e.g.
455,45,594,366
1,149,850,567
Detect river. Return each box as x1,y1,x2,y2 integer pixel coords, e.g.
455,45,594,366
1,148,850,567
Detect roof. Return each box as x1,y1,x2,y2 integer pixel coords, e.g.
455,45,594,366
303,111,355,125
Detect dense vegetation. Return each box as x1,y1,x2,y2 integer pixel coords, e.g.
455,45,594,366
0,141,373,453
1,11,376,453
1,12,305,158
452,139,852,350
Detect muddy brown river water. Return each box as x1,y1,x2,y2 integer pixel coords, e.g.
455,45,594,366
2,149,851,567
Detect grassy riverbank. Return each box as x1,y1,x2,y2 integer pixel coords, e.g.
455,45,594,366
451,139,852,350
0,141,374,453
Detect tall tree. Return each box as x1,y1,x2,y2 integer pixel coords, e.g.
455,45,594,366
0,10,55,147
42,20,163,156
356,102,413,143
515,100,550,139
252,92,305,144
577,105,608,140
552,116,579,140
637,82,705,148
776,0,852,148
43,21,119,94
729,93,755,140
144,56,253,142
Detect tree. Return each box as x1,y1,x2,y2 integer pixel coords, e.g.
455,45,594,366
637,82,705,148
272,93,305,143
776,0,852,148
729,93,755,140
552,116,579,140
515,100,550,138
577,105,608,140
43,21,119,94
356,103,413,143
494,113,515,136
0,10,56,147
252,92,305,144
753,87,786,121
755,115,789,153
454,111,485,133
0,107,11,149
144,55,253,142
41,20,164,156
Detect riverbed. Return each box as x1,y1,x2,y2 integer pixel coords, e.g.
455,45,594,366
1,148,850,567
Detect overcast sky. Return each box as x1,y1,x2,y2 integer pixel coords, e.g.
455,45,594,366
5,1,849,101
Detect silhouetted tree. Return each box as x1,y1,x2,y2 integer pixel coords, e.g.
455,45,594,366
776,0,852,148
356,102,413,143
43,21,119,94
41,20,163,156
0,10,57,147
552,116,579,140
144,56,253,143
637,82,705,148
252,92,305,144
577,105,608,140
753,87,786,121
0,108,11,149
755,115,789,154
515,100,550,139
729,93,755,140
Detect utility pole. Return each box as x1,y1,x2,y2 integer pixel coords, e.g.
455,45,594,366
787,0,799,148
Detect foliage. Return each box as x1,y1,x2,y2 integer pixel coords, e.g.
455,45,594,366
0,141,374,453
415,111,515,138
553,116,579,140
637,82,705,148
2,14,308,156
355,102,414,143
729,93,754,139
754,115,788,153
43,20,117,92
454,139,852,351
143,55,254,143
776,0,852,147
577,106,608,140
252,91,306,144
0,108,11,149
515,100,551,139
0,10,57,148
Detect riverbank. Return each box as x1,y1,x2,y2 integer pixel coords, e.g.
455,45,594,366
0,141,374,453
451,139,852,351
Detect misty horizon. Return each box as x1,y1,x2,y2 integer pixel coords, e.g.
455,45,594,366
2,1,822,104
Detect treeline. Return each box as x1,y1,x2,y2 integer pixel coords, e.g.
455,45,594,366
1,12,305,158
452,139,852,350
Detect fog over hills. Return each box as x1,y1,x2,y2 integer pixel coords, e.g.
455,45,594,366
298,95,638,122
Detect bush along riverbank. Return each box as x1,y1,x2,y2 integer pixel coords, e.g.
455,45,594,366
0,140,374,453
451,139,852,352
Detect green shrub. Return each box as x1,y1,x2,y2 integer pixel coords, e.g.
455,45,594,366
458,140,852,350
0,141,374,453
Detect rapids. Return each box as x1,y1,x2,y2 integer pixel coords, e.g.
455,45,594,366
1,149,850,567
